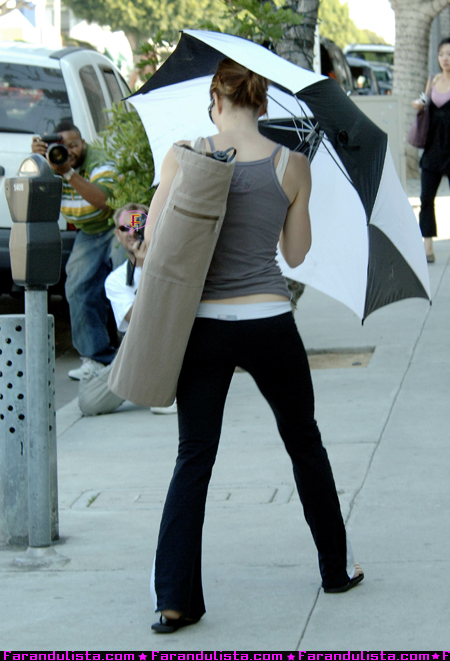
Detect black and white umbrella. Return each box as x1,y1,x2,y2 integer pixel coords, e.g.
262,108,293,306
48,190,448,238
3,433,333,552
129,29,431,321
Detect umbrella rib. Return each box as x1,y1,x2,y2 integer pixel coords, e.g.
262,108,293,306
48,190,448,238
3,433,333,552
320,139,355,188
267,92,307,146
268,93,353,169
267,92,325,162
267,91,306,118
289,94,356,188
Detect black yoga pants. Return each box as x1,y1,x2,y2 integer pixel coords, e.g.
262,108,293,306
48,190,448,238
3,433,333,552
152,312,350,619
420,168,450,237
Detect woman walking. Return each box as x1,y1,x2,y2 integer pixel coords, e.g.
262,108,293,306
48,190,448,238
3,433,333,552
413,37,450,263
146,58,363,633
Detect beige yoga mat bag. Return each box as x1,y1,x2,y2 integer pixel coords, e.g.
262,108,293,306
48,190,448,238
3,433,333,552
108,139,236,407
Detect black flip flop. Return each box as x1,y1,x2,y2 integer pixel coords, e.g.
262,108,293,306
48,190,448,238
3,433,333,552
323,572,364,593
151,614,200,634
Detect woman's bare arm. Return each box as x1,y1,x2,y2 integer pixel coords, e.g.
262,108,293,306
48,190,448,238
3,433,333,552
143,144,183,245
279,152,312,268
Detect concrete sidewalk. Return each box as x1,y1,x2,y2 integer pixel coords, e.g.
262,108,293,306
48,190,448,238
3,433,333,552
1,235,449,652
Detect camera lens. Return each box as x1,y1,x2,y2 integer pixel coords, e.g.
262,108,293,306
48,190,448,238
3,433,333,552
47,143,69,165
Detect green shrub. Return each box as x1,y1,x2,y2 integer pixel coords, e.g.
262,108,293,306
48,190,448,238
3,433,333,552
95,100,156,210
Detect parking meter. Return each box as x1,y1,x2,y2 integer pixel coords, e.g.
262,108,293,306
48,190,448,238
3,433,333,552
5,154,62,288
2,154,67,559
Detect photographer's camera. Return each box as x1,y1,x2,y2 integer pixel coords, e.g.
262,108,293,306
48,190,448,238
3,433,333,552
41,133,69,166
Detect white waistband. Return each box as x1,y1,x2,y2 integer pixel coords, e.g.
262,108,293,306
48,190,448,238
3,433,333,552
196,301,291,321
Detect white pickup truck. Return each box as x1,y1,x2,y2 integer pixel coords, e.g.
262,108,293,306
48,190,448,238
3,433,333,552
0,42,130,294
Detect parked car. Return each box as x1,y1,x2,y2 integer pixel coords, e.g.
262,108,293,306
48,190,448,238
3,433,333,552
368,62,393,95
320,37,354,95
0,42,130,295
346,55,380,95
343,43,394,69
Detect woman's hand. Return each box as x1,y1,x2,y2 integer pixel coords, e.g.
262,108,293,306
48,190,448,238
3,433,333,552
412,92,428,111
412,99,426,111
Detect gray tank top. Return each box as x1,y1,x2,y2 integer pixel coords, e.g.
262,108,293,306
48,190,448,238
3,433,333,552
202,139,291,300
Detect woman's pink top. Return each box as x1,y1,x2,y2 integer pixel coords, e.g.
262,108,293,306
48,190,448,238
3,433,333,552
431,86,450,107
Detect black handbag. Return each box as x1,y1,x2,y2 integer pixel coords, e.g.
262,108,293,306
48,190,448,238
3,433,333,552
407,104,430,148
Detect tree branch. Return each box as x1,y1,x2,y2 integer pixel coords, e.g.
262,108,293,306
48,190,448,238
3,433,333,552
0,0,36,17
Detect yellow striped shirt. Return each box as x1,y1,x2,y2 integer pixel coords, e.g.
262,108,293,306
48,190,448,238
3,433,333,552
60,145,116,235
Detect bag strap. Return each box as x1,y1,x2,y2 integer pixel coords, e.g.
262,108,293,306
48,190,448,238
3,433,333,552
426,74,439,97
188,138,236,163
275,145,290,185
191,137,207,154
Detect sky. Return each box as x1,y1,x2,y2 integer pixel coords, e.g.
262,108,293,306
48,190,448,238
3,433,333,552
341,0,396,45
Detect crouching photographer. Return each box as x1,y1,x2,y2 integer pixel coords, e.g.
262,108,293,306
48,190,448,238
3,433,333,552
78,203,177,416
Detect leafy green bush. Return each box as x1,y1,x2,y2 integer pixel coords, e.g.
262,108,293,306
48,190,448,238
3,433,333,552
95,100,156,210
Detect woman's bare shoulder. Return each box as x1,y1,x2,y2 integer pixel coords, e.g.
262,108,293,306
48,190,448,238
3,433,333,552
281,150,311,203
429,73,441,91
287,150,310,173
163,140,191,164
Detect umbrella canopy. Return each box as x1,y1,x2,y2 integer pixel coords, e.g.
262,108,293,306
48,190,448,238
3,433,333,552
129,29,431,321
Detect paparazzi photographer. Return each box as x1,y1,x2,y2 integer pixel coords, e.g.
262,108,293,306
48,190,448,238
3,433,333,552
78,203,177,416
31,121,122,379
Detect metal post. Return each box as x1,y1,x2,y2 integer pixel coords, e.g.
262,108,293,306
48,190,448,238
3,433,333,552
5,152,68,566
0,314,59,546
0,316,28,546
25,288,51,548
12,289,68,567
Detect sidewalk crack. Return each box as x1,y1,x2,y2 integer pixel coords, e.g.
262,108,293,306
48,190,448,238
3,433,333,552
345,251,449,524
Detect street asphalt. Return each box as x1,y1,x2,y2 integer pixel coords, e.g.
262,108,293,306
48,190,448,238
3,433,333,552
1,187,449,652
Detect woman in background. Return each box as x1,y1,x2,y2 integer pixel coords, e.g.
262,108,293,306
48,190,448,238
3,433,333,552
413,37,450,263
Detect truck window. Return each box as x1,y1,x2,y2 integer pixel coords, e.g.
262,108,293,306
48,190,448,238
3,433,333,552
0,63,72,135
79,64,108,132
100,67,125,105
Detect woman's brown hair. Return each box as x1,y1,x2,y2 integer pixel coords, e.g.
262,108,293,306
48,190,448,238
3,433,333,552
210,58,268,112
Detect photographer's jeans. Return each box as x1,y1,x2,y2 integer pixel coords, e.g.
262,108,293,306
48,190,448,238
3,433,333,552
65,228,117,365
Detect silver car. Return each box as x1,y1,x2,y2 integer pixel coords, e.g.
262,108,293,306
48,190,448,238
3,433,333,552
0,42,130,294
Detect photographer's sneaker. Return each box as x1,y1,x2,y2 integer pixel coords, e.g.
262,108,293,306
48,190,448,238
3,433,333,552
68,358,106,380
151,400,178,415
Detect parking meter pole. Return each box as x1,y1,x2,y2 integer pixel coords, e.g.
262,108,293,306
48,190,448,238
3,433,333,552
25,287,51,548
5,154,69,566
